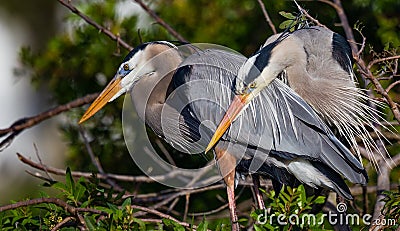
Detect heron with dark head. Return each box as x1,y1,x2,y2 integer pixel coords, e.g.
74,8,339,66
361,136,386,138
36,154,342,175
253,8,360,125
208,26,386,166
80,40,367,230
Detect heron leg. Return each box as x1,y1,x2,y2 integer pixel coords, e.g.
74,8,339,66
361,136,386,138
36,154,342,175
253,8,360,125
252,175,265,210
214,147,239,231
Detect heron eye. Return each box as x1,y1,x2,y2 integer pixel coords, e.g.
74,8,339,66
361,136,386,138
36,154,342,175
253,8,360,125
123,64,129,71
249,82,256,88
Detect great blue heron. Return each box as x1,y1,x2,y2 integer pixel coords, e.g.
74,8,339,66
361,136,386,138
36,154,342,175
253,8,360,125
79,41,367,230
207,26,386,167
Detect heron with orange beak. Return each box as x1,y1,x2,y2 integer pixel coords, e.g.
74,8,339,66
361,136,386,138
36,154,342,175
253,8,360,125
80,39,367,230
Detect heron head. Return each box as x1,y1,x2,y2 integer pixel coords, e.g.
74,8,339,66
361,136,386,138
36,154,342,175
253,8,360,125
79,41,177,123
205,41,285,152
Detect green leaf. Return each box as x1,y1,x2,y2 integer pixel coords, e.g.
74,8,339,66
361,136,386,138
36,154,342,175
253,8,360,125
313,196,326,204
65,167,75,193
121,197,131,207
162,219,185,231
254,224,267,231
197,219,208,231
279,11,296,19
84,215,97,230
74,180,87,202
279,20,293,30
52,182,68,192
132,217,146,231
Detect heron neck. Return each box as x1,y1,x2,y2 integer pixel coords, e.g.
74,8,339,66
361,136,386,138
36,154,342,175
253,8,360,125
131,54,183,135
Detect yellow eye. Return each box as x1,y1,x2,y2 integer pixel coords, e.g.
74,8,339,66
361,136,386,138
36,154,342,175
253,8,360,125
249,82,256,88
123,64,129,71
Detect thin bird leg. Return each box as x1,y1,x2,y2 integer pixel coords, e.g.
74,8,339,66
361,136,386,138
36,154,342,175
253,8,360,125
252,175,265,210
214,147,240,231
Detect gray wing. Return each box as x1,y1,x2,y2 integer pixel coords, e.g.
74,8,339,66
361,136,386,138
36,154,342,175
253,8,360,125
169,48,366,187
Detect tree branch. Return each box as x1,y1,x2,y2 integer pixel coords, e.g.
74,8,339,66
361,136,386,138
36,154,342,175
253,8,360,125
132,0,188,43
331,0,357,52
327,0,400,123
17,152,154,183
294,1,327,28
130,204,205,229
0,197,106,216
0,93,99,151
256,0,277,34
78,127,123,191
57,0,133,51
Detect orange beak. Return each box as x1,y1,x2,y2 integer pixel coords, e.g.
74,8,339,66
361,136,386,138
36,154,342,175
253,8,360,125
79,77,122,124
205,94,249,152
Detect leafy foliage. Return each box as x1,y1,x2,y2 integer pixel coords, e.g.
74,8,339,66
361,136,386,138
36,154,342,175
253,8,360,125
251,185,327,230
381,187,400,230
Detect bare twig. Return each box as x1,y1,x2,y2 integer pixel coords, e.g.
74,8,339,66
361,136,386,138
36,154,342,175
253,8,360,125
0,93,99,151
51,217,75,231
316,0,341,11
357,58,400,123
294,1,327,28
130,204,203,229
17,152,223,185
131,0,188,43
188,201,229,217
57,0,133,51
183,194,190,221
0,197,106,216
331,0,357,52
78,127,123,191
155,138,176,166
367,55,400,69
391,153,400,168
386,80,400,94
356,131,400,142
17,152,153,183
33,144,54,181
256,0,277,34
25,170,54,182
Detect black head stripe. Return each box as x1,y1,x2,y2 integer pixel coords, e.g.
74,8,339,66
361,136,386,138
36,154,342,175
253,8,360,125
332,33,352,73
253,31,289,71
122,41,176,63
123,43,149,62
241,39,281,85
254,43,276,71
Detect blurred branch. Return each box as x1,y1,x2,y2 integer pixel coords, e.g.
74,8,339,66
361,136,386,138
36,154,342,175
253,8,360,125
294,1,327,28
330,0,357,52
131,0,188,43
356,131,400,142
0,93,99,151
392,153,400,168
17,152,221,185
18,152,153,183
130,204,206,230
350,184,399,196
78,127,123,191
367,55,400,69
57,0,133,51
256,0,277,34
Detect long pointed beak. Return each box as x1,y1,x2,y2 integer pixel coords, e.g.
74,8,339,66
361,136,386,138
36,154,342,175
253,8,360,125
205,94,249,152
79,77,122,124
